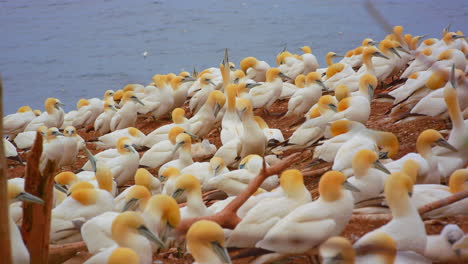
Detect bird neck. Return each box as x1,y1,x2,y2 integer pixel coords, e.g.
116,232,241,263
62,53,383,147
444,87,463,130
187,188,207,212
362,56,375,75
179,147,193,163
387,189,415,218
189,242,220,264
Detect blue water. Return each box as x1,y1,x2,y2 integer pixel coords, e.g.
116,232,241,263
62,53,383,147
1,0,467,114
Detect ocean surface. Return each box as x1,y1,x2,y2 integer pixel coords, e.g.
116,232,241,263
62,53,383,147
1,0,467,114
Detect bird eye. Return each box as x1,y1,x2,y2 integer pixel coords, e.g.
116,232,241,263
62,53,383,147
131,96,137,99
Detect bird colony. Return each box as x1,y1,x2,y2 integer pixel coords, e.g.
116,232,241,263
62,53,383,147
4,25,468,264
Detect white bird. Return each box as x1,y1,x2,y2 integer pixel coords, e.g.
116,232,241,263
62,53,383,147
3,106,36,139
348,149,389,203
408,168,468,218
143,107,189,147
84,137,140,186
354,172,427,255
181,157,228,190
172,72,195,107
240,56,270,82
433,69,468,179
207,154,279,196
81,211,120,254
172,174,210,220
226,169,311,248
319,236,355,264
94,101,118,135
4,138,18,158
84,211,164,264
401,48,435,78
158,133,193,176
140,194,181,245
277,51,305,81
98,127,146,149
283,72,324,119
330,47,389,92
14,125,48,149
355,231,431,264
278,95,337,149
110,91,144,132
189,73,217,115
40,127,64,172
253,116,284,145
7,181,44,264
356,39,402,82
24,97,65,131
220,84,243,145
71,98,103,128
58,126,83,167
256,171,357,257
299,46,319,74
384,129,457,184
186,220,232,264
330,73,376,124
50,182,114,244
313,119,367,162
332,130,399,176
187,90,226,138
249,68,284,111
424,224,467,262
139,127,188,168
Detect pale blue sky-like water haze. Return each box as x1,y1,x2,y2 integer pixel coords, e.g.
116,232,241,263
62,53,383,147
1,0,467,113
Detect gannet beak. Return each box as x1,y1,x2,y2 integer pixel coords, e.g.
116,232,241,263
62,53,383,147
317,80,328,91
397,46,411,55
278,72,293,81
453,35,466,39
333,54,345,58
214,103,222,117
125,144,137,153
368,84,375,100
53,131,64,136
171,142,183,155
122,198,139,212
211,241,232,264
172,188,184,199
373,51,390,60
373,160,391,174
110,104,118,112
132,97,145,106
237,109,246,119
208,80,217,87
138,225,165,249
343,180,360,192
55,103,64,110
379,151,389,160
182,76,196,82
17,192,44,204
83,147,97,172
435,138,458,152
444,23,452,34
246,83,262,89
328,104,338,112
54,183,68,194
390,48,402,58
450,64,456,89
184,130,199,140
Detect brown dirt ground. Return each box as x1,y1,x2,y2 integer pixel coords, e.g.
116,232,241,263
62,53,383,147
6,76,468,264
